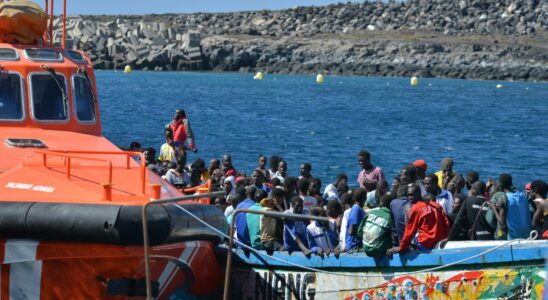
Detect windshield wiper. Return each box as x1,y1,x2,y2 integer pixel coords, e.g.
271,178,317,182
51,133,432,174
77,66,96,103
41,64,68,117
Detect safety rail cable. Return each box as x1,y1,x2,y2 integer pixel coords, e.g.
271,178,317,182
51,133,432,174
141,191,226,300
39,150,147,194
170,204,536,296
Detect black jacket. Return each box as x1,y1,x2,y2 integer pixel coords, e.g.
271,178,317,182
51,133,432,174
448,196,495,241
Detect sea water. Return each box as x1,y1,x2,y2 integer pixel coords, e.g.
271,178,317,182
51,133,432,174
97,71,547,188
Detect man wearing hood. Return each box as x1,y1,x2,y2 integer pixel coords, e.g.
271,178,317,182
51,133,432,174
166,108,196,153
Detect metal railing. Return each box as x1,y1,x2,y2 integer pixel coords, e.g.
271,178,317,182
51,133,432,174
223,209,330,300
141,191,225,300
36,150,147,195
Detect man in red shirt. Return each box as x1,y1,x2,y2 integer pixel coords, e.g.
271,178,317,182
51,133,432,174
387,184,450,254
167,109,196,154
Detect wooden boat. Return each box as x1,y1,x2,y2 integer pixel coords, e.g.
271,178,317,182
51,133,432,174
0,1,225,299
225,239,548,299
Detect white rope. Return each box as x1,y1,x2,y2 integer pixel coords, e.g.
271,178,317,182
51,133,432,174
171,204,530,278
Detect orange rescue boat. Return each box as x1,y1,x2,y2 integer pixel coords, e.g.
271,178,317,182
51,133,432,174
0,1,225,299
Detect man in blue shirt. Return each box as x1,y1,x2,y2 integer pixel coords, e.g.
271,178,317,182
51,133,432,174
345,188,367,253
235,186,257,247
283,196,311,254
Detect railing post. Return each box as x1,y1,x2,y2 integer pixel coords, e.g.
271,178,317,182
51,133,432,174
49,0,54,47
149,184,162,200
66,157,71,179
101,183,112,201
44,0,49,44
141,157,146,195
223,212,238,300
62,0,66,49
106,160,113,184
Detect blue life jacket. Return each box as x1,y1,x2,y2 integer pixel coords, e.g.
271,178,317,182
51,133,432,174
506,191,532,239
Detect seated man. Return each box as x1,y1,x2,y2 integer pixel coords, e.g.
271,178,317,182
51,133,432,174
260,197,284,252
306,207,339,256
387,184,449,254
358,194,393,257
283,196,311,254
345,188,367,253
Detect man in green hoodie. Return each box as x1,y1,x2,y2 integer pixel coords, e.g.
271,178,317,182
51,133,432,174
357,194,393,257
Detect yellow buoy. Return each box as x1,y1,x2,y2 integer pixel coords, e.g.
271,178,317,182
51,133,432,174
410,76,418,86
123,65,132,73
496,84,503,89
253,71,263,80
316,73,324,84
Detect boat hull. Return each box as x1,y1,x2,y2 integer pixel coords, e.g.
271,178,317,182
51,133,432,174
224,240,548,299
0,239,221,299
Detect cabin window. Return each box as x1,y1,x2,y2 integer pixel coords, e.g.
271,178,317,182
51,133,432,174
0,73,24,120
72,75,96,122
30,74,68,121
66,50,86,64
24,49,63,62
0,48,18,61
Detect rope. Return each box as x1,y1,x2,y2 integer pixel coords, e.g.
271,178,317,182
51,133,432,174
171,203,532,278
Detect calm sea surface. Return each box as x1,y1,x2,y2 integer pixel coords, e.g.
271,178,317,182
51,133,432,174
96,71,547,189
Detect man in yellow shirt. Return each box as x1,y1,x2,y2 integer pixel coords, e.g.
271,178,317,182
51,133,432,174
435,157,458,189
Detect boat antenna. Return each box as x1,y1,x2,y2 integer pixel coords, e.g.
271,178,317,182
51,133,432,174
44,0,67,48
41,64,68,116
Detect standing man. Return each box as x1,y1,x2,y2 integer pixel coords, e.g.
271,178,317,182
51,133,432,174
357,150,386,189
299,163,314,180
221,154,237,177
443,181,494,243
424,173,454,215
413,159,427,181
158,128,179,164
435,157,458,189
166,109,196,155
256,155,269,180
493,174,532,240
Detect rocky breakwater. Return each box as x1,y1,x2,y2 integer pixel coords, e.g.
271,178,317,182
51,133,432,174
54,0,548,80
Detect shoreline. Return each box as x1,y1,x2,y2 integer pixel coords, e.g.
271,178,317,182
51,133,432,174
53,0,547,81
98,69,548,83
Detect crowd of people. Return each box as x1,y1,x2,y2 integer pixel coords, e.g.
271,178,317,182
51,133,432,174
131,109,547,257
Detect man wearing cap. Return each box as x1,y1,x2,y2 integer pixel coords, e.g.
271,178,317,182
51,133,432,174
413,160,427,181
166,109,197,155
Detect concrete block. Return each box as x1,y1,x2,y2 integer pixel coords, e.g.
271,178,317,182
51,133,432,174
152,35,167,46
142,29,157,39
126,50,139,62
